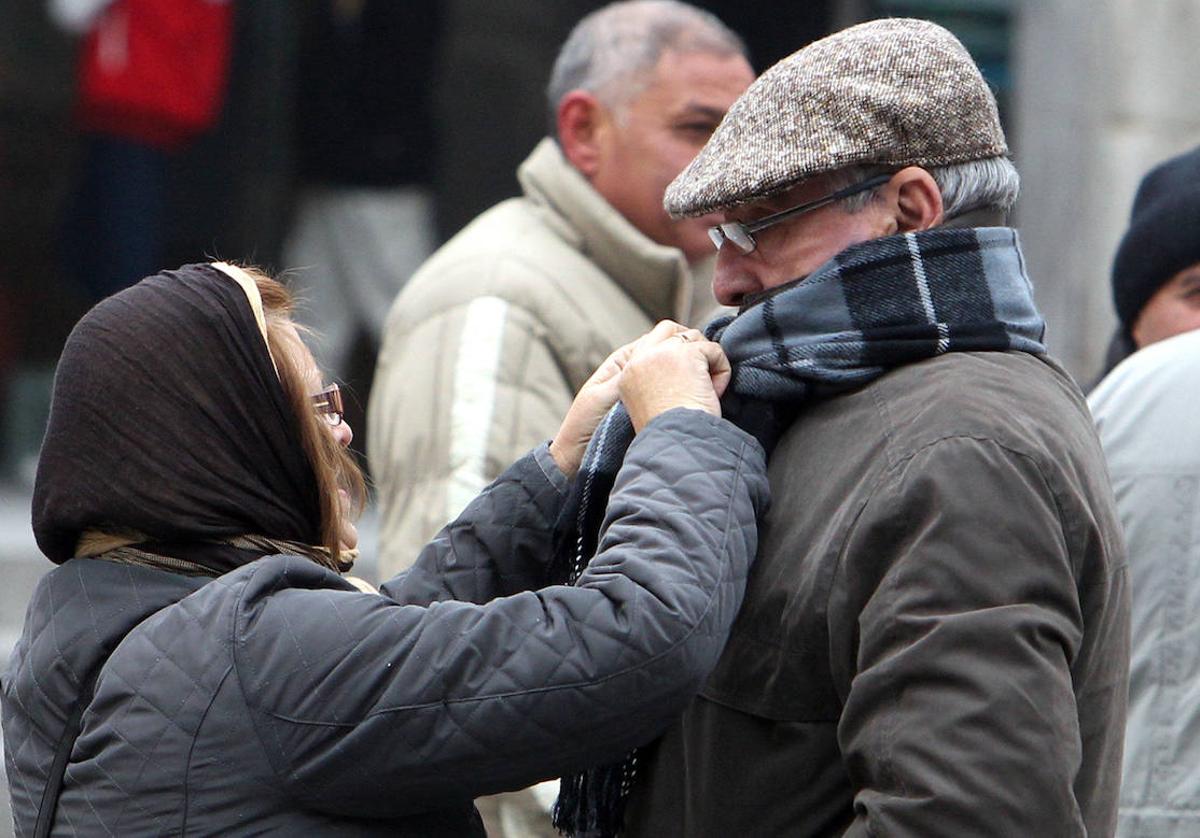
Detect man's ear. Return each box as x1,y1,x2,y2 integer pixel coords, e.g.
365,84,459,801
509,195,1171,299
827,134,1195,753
556,90,608,178
890,166,944,232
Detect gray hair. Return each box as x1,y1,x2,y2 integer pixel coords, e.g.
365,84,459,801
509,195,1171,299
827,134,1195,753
830,156,1021,219
546,1,746,135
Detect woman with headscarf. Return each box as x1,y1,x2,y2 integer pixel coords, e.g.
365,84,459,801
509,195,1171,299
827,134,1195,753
1,262,767,836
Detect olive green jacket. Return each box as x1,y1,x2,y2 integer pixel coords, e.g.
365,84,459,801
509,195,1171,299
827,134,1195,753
626,351,1130,838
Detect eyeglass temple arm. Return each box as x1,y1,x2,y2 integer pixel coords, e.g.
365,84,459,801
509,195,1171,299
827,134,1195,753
744,173,894,234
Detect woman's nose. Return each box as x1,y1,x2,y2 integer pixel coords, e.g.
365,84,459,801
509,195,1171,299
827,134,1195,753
332,420,353,448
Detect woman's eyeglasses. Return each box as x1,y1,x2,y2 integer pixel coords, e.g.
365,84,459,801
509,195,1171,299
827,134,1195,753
311,384,344,427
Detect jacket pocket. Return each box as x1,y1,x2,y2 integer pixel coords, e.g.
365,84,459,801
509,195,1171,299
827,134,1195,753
700,614,842,722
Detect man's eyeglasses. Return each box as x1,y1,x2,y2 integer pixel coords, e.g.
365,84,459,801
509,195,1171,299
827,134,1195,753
707,173,893,254
311,383,344,427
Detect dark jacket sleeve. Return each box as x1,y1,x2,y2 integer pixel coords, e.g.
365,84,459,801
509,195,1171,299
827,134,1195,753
831,436,1088,837
380,441,571,603
231,409,769,819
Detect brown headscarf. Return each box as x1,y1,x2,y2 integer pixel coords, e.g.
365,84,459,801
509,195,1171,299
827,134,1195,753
32,264,324,574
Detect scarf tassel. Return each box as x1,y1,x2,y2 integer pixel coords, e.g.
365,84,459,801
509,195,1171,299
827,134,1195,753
553,755,638,837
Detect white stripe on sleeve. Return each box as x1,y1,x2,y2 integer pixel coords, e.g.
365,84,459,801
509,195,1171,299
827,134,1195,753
446,296,510,517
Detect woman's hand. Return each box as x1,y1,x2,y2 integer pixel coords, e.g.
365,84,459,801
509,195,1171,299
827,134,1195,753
619,329,731,433
550,321,696,478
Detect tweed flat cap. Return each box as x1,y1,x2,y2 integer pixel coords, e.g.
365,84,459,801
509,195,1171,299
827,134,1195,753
665,18,1008,217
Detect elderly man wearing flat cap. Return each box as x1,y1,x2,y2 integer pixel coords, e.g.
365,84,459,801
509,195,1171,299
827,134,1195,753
613,18,1130,838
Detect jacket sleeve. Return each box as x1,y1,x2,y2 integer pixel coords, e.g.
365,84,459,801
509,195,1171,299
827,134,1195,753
832,436,1088,837
379,442,570,603
232,409,769,819
367,296,576,580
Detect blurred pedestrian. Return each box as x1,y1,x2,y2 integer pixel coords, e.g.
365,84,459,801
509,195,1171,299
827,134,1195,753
1088,145,1200,838
51,0,234,301
1090,331,1200,838
556,18,1128,837
1095,144,1200,379
280,0,439,391
1,262,767,836
367,0,755,577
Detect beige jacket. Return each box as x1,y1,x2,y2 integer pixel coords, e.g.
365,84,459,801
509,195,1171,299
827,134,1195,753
368,138,718,576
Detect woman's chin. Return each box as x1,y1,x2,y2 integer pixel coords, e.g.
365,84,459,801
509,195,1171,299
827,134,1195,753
337,488,359,550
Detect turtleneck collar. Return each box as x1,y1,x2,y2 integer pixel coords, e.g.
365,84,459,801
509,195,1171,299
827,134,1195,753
518,138,693,323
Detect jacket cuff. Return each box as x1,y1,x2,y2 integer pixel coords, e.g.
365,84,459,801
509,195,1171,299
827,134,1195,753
638,407,766,462
532,441,571,496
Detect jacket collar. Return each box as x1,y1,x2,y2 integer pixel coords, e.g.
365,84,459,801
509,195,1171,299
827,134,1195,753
518,138,692,323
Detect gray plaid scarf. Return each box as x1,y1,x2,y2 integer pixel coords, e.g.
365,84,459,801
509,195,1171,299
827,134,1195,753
551,226,1045,837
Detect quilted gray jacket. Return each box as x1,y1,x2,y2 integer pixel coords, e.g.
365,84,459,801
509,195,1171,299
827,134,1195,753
3,410,768,836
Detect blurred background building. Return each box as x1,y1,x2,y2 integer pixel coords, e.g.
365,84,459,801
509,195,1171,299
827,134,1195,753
1,1,1198,829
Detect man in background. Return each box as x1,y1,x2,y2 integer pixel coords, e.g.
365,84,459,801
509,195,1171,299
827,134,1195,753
368,0,753,575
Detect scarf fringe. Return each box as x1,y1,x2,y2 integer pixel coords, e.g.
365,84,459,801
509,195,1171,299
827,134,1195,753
553,754,638,837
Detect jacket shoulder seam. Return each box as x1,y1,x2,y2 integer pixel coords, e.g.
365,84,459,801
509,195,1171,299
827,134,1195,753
181,663,235,834
228,563,296,794
410,247,608,315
